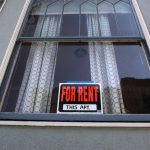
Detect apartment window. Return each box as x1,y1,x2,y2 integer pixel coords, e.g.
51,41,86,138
0,0,150,118
0,0,6,12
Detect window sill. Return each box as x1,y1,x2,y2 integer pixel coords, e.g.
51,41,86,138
0,113,150,123
0,120,150,128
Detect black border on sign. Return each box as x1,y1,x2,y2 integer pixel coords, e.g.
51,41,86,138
57,83,103,114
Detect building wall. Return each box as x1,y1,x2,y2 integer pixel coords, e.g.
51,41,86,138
0,125,150,150
0,0,26,65
137,0,150,32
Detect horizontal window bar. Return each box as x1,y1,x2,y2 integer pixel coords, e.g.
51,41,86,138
0,113,150,122
18,36,144,43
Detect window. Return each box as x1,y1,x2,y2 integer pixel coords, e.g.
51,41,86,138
22,0,139,37
0,0,6,12
0,0,150,119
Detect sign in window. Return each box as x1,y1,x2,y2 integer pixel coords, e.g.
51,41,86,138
57,83,103,113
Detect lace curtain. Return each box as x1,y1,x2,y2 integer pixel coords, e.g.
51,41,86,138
87,1,133,113
15,15,61,113
87,14,125,114
15,1,130,114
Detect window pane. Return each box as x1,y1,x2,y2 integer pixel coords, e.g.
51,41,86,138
81,1,98,37
98,1,117,36
22,15,40,37
1,43,32,112
114,43,150,113
98,1,139,36
115,1,139,36
60,14,79,36
60,0,80,36
21,0,140,37
1,42,150,114
40,1,63,37
50,42,91,112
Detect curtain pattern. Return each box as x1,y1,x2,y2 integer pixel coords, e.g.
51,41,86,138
87,14,125,113
15,15,61,113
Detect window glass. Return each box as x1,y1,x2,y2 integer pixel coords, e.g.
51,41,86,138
115,1,139,36
21,0,140,37
81,1,98,37
114,43,150,113
22,15,40,37
40,1,63,37
1,0,150,119
51,42,91,112
1,43,32,112
2,42,150,114
60,0,80,36
98,1,139,36
98,1,117,36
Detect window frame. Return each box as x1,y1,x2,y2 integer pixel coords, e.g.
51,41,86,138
0,0,150,122
0,0,6,12
20,0,143,39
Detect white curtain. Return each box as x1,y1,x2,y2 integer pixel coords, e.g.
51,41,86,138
15,15,61,113
87,14,125,114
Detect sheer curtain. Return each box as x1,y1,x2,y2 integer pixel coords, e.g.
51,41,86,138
87,14,125,114
15,15,61,113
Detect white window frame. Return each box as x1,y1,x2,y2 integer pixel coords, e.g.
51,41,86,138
0,0,6,12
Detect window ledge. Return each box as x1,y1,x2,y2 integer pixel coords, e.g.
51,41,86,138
0,121,150,128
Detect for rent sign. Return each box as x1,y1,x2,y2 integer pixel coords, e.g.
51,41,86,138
57,83,103,113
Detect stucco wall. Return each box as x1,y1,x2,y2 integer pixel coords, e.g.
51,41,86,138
0,125,150,150
0,0,26,65
137,0,150,32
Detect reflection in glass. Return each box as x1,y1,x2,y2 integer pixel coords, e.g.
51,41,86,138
98,1,117,36
50,42,91,112
115,1,139,36
60,0,80,36
115,43,150,113
2,0,149,115
98,1,139,36
22,0,139,37
1,42,150,114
